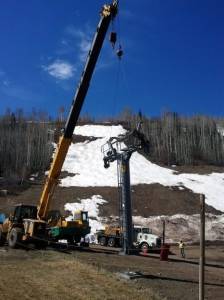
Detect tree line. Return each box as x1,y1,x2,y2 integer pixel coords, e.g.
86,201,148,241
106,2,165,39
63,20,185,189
0,107,97,182
0,107,224,183
0,109,53,181
123,110,224,166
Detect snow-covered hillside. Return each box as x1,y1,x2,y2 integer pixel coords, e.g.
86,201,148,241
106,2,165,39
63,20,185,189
61,124,224,212
59,124,224,242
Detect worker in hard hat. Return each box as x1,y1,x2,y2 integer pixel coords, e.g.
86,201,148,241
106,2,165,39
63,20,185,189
178,240,185,258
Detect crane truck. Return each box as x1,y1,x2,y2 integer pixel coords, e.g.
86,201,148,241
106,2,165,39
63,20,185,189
0,1,119,248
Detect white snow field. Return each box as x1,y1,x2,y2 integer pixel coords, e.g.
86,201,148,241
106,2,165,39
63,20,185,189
61,124,224,212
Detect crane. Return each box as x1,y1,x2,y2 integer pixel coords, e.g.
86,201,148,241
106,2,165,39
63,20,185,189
38,1,118,220
0,1,119,248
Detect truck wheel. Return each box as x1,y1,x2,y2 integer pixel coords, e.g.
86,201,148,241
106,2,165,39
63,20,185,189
8,228,23,249
99,236,107,246
141,242,149,253
0,226,5,246
108,237,116,247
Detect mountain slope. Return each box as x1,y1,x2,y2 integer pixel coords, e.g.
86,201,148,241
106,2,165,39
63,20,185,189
1,124,224,242
60,124,224,212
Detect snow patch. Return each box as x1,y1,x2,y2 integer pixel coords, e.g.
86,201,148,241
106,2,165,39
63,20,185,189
74,124,126,138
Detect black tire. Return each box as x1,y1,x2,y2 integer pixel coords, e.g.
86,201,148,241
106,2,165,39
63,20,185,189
8,228,23,249
99,236,107,246
108,237,116,247
0,226,5,246
141,242,149,252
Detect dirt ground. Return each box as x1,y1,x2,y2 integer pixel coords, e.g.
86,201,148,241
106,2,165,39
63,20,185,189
0,244,223,300
74,244,224,300
0,169,223,299
0,247,157,300
0,180,220,217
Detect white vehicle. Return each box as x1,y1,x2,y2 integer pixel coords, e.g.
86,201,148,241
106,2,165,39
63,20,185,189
133,226,161,251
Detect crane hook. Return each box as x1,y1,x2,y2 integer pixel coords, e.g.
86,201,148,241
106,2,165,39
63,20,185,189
116,44,123,59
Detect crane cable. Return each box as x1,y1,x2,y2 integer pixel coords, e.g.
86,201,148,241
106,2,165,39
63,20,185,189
109,9,123,138
108,0,134,138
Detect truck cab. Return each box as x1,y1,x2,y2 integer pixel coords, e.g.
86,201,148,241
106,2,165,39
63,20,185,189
11,204,38,222
133,226,161,251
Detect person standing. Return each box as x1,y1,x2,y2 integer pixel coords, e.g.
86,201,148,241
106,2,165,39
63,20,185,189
178,240,185,258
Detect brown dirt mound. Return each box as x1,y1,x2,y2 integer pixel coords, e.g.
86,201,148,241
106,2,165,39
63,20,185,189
0,182,221,217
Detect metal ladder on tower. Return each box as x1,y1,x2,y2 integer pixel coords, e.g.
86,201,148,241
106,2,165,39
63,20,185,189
117,157,124,246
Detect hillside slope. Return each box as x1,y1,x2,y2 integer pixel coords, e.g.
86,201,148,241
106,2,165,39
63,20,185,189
1,124,224,242
61,124,224,212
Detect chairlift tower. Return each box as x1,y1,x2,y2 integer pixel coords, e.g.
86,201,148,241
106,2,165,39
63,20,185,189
101,124,149,255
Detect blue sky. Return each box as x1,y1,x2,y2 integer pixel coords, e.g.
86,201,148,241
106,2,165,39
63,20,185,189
0,0,224,119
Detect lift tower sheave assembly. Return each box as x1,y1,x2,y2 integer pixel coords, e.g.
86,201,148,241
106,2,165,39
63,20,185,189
102,125,149,255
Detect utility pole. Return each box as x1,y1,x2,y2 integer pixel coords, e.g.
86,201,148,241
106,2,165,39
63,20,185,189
199,193,205,300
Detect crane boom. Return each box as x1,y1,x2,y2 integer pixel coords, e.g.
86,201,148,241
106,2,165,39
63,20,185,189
38,1,118,219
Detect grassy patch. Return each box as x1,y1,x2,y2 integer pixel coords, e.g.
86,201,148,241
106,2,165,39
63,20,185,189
0,250,158,300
